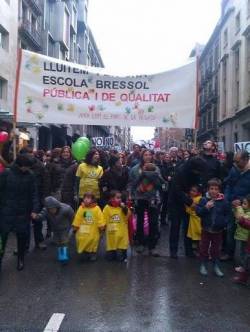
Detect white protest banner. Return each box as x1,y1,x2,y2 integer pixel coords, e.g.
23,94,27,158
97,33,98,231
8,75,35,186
234,142,250,153
15,50,197,128
92,136,114,147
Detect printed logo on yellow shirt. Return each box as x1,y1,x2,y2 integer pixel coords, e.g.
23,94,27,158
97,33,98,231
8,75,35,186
111,214,121,223
83,211,93,224
88,170,97,178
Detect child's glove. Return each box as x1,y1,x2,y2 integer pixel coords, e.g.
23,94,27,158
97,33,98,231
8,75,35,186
31,212,38,220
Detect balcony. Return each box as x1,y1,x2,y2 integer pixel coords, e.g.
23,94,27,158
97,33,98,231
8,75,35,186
205,68,213,80
209,90,218,104
19,19,42,51
25,0,43,16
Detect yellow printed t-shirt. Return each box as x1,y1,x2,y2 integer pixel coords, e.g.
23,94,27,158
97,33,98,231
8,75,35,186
72,205,105,253
76,163,103,199
103,205,130,251
186,195,202,241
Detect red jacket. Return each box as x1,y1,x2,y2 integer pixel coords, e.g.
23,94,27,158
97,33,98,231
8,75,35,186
239,218,250,254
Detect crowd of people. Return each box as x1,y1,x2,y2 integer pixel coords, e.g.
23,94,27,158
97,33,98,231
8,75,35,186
0,140,250,285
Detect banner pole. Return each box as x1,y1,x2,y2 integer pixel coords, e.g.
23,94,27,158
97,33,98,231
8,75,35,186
13,48,23,160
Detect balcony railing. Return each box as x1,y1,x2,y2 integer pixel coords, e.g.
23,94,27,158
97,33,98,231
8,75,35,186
19,19,42,51
26,0,43,16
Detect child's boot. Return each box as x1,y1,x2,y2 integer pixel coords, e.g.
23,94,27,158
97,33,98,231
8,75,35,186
61,246,69,263
213,260,224,277
199,262,208,276
57,246,69,263
233,271,248,285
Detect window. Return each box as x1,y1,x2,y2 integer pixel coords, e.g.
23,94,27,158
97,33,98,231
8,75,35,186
213,105,217,126
214,45,219,68
234,132,238,142
223,29,228,47
22,3,28,22
63,8,70,46
87,54,91,66
77,46,81,64
235,12,241,33
235,48,240,109
209,55,213,72
59,45,65,60
208,111,212,129
48,34,55,57
84,32,88,51
0,25,9,51
31,15,38,32
84,4,88,23
0,77,8,100
46,0,54,30
72,5,77,30
214,75,218,94
222,58,227,117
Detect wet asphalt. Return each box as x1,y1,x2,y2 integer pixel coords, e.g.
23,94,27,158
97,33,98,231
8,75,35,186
0,227,249,332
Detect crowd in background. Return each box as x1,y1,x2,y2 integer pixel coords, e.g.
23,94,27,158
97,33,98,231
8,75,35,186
0,139,250,285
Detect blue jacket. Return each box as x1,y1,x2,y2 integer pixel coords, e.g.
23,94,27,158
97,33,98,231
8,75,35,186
196,194,230,232
224,165,250,202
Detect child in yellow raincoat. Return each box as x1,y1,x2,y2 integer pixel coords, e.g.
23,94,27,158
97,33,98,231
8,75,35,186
186,185,202,246
104,190,131,262
72,192,105,261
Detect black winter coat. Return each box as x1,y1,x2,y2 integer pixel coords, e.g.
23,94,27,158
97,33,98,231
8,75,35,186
31,158,50,204
168,161,202,212
61,163,78,209
0,165,39,233
100,167,129,200
201,154,221,184
49,158,76,194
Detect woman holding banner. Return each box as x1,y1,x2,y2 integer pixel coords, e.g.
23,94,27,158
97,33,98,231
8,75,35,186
76,149,104,205
129,149,165,256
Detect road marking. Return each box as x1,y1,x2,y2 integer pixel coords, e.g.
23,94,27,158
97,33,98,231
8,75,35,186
43,313,65,332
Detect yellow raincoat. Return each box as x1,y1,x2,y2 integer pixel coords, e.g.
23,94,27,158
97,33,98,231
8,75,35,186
72,205,105,253
186,195,202,241
76,163,103,199
103,205,130,251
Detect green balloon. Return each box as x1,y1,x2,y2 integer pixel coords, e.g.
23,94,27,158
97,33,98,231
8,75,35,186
72,141,89,161
77,137,91,149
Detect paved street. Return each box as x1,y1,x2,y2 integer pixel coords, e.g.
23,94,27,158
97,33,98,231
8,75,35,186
0,229,249,332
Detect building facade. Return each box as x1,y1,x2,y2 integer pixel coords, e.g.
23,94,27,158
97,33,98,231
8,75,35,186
16,0,111,150
154,127,187,150
0,0,18,126
218,0,250,151
197,25,220,144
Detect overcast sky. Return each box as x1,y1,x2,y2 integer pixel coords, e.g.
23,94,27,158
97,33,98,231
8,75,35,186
88,0,221,141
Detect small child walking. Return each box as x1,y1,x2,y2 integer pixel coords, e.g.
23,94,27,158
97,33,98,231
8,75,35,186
104,190,130,262
233,195,250,272
72,193,105,261
196,178,230,277
33,196,74,263
186,185,202,255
